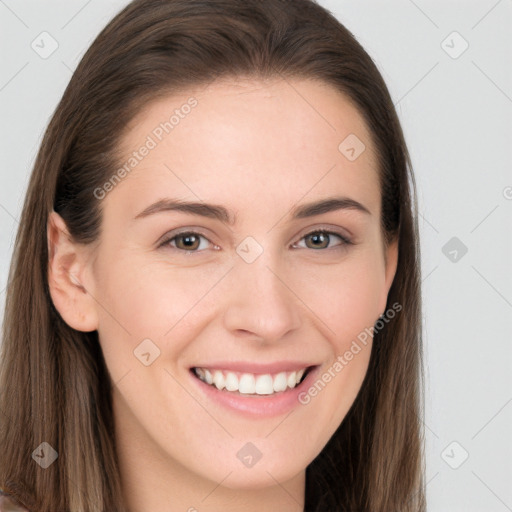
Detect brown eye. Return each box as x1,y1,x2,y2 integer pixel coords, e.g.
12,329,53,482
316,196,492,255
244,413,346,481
174,233,201,250
160,231,212,252
297,230,349,250
305,232,330,249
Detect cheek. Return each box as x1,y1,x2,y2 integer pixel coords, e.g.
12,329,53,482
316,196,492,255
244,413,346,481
296,266,379,443
297,254,384,346
92,256,227,366
291,252,382,421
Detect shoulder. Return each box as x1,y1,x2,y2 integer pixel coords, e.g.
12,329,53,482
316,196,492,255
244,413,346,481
0,491,30,512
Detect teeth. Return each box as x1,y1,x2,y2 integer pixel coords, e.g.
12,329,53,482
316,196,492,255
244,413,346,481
193,367,308,395
273,372,288,392
239,373,255,394
213,370,225,391
255,374,273,395
225,372,238,392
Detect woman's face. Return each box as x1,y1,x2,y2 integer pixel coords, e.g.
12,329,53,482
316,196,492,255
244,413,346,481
52,78,397,497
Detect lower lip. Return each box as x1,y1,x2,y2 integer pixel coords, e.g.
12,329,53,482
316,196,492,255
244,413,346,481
189,366,320,418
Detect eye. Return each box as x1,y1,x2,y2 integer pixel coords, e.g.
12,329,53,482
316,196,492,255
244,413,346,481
293,229,351,250
158,228,352,253
159,231,216,252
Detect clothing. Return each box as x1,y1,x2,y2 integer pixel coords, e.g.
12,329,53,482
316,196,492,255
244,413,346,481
0,490,29,512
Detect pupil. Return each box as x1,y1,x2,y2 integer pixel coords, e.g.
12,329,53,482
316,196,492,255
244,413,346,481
181,234,198,249
310,233,327,248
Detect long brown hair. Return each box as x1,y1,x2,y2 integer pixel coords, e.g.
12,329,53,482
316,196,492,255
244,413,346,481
0,0,425,510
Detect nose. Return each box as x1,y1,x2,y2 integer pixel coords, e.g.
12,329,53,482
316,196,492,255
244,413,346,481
222,255,302,343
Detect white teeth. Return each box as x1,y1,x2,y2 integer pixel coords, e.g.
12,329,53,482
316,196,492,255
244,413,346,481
225,372,238,392
273,372,288,392
194,367,309,395
255,374,274,395
213,370,225,391
238,373,256,394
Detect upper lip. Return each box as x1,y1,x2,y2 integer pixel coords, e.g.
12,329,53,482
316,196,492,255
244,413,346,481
191,361,317,374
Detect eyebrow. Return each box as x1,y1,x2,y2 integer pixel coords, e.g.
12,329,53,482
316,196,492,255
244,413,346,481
133,196,371,225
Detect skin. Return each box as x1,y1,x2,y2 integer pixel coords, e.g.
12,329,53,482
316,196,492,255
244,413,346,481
47,77,398,512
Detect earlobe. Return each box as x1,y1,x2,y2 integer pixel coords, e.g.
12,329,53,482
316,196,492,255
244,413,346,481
385,237,399,292
379,237,399,314
47,210,98,332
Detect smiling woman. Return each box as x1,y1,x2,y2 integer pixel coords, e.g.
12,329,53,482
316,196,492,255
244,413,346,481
0,1,425,511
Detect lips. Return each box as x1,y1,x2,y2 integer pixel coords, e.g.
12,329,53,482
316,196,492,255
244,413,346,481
192,367,309,395
189,362,321,417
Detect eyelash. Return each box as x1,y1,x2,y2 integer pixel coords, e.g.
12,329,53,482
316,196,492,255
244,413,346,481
158,228,352,253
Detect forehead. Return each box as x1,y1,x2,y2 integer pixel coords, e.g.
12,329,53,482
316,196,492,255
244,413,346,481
107,77,380,222
120,76,375,158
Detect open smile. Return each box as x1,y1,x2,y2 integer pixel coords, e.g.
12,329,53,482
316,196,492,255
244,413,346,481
189,363,320,417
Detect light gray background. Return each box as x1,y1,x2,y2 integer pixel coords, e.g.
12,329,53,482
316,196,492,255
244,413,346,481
1,1,511,511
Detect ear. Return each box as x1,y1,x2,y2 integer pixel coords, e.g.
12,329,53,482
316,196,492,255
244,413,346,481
47,210,99,332
379,236,399,315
